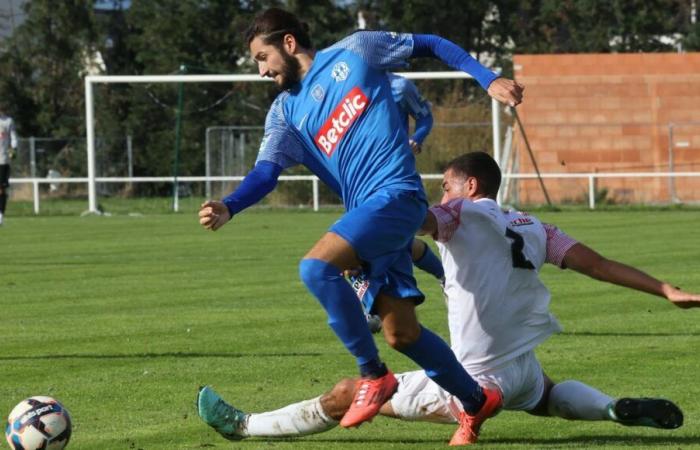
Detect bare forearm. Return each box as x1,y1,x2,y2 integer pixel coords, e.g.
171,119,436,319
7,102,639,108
563,242,700,308
593,259,665,298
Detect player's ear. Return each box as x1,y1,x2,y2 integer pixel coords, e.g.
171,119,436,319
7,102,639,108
283,33,296,54
465,176,479,198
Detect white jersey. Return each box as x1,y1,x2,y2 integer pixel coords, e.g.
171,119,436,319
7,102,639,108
430,197,572,375
0,115,17,165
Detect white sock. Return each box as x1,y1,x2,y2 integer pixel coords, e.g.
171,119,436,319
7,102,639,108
547,380,614,421
244,396,338,437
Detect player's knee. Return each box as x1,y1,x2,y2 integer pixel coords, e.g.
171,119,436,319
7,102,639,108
527,374,554,417
411,239,426,261
299,258,330,288
382,323,421,350
320,378,356,420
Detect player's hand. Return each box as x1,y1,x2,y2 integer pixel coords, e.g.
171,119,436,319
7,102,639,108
9,149,15,160
409,139,422,155
663,284,700,309
199,200,231,231
487,78,524,107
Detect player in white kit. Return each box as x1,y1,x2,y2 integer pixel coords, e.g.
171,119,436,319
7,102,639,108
199,152,698,445
0,106,18,225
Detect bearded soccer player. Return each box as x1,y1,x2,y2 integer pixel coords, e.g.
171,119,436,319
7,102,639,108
198,152,697,445
198,8,523,441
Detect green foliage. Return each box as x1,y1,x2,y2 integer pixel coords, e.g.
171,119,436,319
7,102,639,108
497,0,688,54
0,0,98,137
0,0,696,191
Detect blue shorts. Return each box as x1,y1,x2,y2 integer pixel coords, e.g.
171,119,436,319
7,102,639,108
331,188,427,313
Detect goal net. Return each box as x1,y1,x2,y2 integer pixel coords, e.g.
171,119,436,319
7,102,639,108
80,72,502,214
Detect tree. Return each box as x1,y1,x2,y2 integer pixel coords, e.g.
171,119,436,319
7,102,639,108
96,0,275,192
496,0,687,54
0,0,98,137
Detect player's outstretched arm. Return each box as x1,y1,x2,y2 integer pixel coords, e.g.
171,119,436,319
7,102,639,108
411,34,524,107
562,242,700,308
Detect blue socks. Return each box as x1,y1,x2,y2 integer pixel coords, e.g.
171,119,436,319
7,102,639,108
413,241,445,280
299,258,382,372
400,326,485,414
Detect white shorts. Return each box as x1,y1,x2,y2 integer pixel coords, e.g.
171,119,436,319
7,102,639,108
389,350,545,423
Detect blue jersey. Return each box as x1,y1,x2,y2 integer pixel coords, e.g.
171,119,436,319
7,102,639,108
388,73,432,143
256,31,424,211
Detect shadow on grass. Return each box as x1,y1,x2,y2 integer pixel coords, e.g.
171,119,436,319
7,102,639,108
486,434,700,446
254,434,700,446
0,351,324,361
560,331,700,337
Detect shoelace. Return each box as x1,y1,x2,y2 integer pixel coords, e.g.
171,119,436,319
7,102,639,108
354,381,371,406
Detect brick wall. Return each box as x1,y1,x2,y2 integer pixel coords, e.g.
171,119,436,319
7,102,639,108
512,53,700,204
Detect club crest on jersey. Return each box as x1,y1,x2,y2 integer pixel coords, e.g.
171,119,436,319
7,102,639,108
331,61,350,82
315,86,369,157
311,83,325,102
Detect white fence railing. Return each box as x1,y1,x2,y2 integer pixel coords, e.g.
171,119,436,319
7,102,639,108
85,72,499,214
9,171,700,214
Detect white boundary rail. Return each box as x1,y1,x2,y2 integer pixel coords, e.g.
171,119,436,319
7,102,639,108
84,72,498,214
11,172,700,214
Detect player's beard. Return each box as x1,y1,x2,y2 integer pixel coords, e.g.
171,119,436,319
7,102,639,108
275,48,302,91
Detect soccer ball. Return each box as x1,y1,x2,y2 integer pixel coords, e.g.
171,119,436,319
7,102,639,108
5,396,71,450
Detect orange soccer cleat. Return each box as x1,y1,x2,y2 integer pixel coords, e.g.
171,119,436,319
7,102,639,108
339,370,398,428
449,387,503,446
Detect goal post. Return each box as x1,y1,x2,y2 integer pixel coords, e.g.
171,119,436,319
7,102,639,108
84,72,501,214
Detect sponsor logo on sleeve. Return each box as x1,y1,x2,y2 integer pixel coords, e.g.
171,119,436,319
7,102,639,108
314,86,369,157
509,217,534,227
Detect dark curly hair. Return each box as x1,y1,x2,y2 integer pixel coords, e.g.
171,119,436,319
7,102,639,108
245,8,312,50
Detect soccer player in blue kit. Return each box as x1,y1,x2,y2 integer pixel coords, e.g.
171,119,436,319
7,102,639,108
390,73,445,282
197,8,524,442
389,73,433,155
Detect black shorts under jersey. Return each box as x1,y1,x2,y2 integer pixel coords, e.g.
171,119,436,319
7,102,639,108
0,164,10,188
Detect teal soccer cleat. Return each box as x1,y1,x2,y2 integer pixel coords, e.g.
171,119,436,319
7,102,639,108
197,386,248,440
607,397,683,429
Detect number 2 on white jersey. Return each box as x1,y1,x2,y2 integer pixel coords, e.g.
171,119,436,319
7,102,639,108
505,228,535,269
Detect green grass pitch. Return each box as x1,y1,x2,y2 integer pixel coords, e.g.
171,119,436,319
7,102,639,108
1,209,699,449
